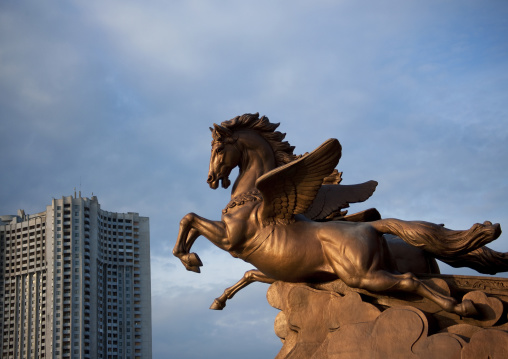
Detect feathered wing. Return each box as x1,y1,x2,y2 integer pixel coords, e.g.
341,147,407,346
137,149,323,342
255,138,342,225
304,181,378,220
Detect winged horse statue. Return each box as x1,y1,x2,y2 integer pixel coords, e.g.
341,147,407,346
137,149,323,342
173,113,506,316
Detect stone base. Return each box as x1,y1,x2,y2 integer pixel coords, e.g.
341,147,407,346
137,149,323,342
267,275,508,359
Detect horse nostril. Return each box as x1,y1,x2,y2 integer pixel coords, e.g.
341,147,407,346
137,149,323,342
207,175,213,183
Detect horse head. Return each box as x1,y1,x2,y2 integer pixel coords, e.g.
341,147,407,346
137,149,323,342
207,123,241,189
207,114,299,193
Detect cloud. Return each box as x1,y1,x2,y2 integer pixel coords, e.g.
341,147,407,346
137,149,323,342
1,1,508,358
151,283,280,359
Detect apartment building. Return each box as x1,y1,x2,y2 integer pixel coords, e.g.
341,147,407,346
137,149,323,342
0,195,151,359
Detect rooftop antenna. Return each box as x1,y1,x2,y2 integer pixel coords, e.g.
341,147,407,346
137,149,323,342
79,177,82,198
74,187,76,198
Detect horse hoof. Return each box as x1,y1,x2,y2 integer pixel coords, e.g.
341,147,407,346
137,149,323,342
210,299,225,310
185,253,203,267
180,253,203,272
184,264,201,273
455,299,478,317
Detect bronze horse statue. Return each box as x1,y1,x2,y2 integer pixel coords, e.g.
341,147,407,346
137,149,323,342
173,113,505,316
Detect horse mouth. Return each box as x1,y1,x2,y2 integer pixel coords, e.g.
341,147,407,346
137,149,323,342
208,176,231,189
221,177,231,189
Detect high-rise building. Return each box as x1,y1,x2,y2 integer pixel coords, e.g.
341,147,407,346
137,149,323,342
0,195,152,359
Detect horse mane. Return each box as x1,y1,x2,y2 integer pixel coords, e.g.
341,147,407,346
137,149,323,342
220,113,298,166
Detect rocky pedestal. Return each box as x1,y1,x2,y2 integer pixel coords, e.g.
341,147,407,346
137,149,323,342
268,275,508,359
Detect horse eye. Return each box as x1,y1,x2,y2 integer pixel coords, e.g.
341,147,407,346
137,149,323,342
216,147,223,154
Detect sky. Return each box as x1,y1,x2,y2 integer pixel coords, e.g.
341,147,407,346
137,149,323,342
1,0,507,358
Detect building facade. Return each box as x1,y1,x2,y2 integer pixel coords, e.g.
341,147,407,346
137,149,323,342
0,195,151,359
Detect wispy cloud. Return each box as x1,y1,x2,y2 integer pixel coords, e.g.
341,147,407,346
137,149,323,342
1,1,507,357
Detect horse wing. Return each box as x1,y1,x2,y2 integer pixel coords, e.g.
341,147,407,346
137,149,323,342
304,181,378,220
256,138,342,224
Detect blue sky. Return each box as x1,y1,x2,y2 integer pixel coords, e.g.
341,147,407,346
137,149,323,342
1,1,507,358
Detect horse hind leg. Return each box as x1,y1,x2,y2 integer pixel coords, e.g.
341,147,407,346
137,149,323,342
357,270,477,317
210,270,275,310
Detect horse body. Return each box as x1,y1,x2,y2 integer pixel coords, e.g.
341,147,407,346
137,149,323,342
228,205,409,290
174,113,504,314
237,217,335,282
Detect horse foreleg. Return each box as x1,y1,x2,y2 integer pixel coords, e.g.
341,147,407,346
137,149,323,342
173,212,227,273
210,270,275,310
178,229,204,273
184,228,200,253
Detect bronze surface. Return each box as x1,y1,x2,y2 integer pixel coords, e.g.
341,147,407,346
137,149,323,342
173,113,506,316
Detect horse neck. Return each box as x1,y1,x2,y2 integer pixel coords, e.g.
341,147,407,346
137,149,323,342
232,132,277,198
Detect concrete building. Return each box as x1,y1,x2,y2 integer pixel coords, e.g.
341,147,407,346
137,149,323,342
0,195,151,359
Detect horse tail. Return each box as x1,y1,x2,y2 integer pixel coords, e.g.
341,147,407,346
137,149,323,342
371,218,507,275
441,246,508,275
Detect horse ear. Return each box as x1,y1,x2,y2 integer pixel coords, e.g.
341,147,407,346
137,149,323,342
213,123,232,138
